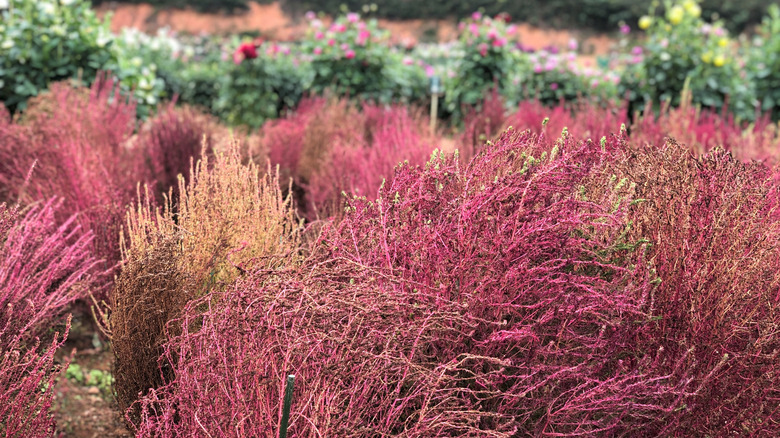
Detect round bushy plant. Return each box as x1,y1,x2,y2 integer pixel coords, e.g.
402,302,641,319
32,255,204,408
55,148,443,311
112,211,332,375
507,43,621,107
0,0,114,113
620,0,756,119
217,39,309,130
445,12,520,120
300,12,425,103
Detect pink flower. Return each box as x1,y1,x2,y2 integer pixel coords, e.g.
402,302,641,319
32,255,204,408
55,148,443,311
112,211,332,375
471,11,482,20
492,37,507,47
506,24,517,35
402,56,414,65
591,78,600,88
328,39,336,47
332,23,346,33
305,11,316,20
315,31,324,40
425,64,435,77
356,29,370,46
620,24,631,34
345,49,356,59
568,38,578,51
533,64,543,73
550,82,559,90
340,43,350,51
346,12,360,23
458,22,466,31
313,46,323,55
478,42,488,57
631,46,643,56
469,23,479,37
487,28,498,40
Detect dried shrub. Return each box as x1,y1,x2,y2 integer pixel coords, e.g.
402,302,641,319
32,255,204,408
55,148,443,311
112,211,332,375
586,138,780,435
0,200,98,436
133,129,703,436
112,143,302,423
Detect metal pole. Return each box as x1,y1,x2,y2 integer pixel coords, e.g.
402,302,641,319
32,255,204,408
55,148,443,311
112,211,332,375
279,374,295,438
430,93,439,135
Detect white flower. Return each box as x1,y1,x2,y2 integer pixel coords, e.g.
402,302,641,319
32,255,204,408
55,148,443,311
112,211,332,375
0,0,9,10
39,2,56,15
1,39,13,49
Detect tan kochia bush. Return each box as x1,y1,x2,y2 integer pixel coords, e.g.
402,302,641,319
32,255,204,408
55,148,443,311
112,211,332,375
111,140,301,424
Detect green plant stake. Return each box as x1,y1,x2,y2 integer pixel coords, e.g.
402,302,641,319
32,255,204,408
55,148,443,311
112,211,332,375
279,374,295,438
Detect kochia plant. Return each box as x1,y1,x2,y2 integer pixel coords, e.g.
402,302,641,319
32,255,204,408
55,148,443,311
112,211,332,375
0,200,98,436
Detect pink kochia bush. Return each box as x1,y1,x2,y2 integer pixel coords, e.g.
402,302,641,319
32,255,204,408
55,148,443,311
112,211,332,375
260,97,438,219
133,130,695,436
132,129,780,436
0,79,227,276
0,78,139,270
0,200,98,436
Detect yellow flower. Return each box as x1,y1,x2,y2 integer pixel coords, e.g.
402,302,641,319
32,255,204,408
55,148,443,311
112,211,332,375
639,16,653,30
684,1,702,18
701,51,712,64
718,38,728,48
713,54,725,67
668,6,685,25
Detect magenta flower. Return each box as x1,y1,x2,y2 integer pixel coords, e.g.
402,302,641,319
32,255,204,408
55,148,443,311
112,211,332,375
620,24,631,34
346,12,360,23
492,37,507,47
305,10,316,20
328,38,336,47
550,82,559,90
315,31,324,40
345,49,356,59
471,11,482,20
533,64,543,73
425,64,435,77
313,46,323,55
469,23,479,37
478,42,488,57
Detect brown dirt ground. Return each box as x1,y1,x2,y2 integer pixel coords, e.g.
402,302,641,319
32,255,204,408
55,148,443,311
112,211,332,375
53,313,131,438
96,1,615,54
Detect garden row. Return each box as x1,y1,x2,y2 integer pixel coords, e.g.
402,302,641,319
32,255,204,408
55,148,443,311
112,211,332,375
1,74,779,435
3,0,780,127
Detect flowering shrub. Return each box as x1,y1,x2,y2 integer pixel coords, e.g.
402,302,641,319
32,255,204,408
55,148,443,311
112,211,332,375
445,12,520,120
508,44,621,107
0,0,114,114
301,12,427,104
0,200,98,437
217,39,308,130
112,144,301,423
621,0,756,119
748,4,780,116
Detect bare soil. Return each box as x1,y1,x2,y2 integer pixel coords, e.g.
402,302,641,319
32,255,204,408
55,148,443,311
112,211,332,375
53,313,131,438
